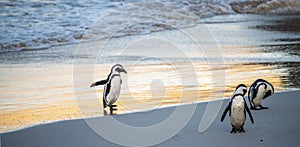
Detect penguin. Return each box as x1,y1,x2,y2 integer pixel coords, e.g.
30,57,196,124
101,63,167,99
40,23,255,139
233,84,247,96
248,79,274,110
90,64,127,114
221,84,254,133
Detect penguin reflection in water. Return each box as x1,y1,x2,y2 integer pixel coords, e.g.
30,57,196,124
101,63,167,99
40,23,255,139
90,64,127,114
221,84,254,133
248,79,274,110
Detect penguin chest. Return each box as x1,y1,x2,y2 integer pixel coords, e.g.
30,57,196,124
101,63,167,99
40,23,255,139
253,92,264,106
106,77,122,105
231,98,245,127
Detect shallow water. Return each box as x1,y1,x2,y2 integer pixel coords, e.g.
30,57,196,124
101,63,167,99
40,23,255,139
0,13,300,133
1,0,299,52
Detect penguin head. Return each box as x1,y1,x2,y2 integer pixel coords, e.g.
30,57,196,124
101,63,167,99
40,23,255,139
111,64,127,74
234,84,247,96
264,82,274,98
264,90,273,99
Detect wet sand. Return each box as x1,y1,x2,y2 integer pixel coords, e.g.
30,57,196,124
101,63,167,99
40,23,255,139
0,61,291,133
0,14,299,133
2,90,300,147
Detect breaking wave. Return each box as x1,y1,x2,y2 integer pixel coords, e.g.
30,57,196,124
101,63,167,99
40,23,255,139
0,0,299,53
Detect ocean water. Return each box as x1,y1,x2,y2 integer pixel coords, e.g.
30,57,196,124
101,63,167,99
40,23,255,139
0,0,300,133
1,0,299,52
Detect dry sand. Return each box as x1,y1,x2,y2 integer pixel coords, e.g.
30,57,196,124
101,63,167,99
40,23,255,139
1,90,300,147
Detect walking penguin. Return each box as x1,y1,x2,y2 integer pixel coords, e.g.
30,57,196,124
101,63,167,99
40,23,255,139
90,64,127,114
221,84,254,133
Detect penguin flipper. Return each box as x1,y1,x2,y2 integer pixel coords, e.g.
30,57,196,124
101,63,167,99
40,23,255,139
90,79,108,87
245,102,254,124
221,102,231,122
248,86,254,107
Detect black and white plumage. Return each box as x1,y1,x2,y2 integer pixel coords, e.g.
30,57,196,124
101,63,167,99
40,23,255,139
248,79,274,110
233,84,247,96
221,84,254,133
90,64,127,114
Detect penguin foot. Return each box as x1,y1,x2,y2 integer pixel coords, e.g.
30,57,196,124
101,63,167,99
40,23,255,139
109,105,117,115
239,127,245,133
110,107,118,111
109,109,114,115
109,105,117,111
259,105,269,109
231,128,237,134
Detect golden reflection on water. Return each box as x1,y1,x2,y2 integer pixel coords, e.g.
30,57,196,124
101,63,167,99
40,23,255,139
0,62,286,133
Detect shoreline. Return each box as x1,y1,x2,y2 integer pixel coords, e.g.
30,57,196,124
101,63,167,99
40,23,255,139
2,90,300,146
1,89,299,134
1,13,299,55
1,13,299,137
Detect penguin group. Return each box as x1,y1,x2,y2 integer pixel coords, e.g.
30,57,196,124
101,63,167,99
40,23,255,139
90,64,274,133
221,79,274,133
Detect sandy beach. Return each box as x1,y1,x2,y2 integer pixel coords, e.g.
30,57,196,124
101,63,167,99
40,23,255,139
2,90,300,146
1,0,300,145
1,13,299,133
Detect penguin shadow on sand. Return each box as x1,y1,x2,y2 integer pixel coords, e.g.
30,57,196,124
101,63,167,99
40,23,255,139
90,64,127,116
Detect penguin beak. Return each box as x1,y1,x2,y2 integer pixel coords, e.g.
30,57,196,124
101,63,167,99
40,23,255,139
123,69,127,74
264,90,272,98
116,67,127,74
243,89,247,95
